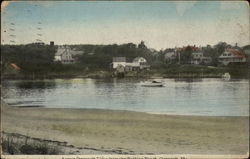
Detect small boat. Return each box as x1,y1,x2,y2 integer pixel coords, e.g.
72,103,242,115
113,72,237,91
222,72,231,80
140,80,164,87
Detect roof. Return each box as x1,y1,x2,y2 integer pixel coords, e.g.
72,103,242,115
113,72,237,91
10,63,21,70
55,47,66,56
55,46,84,56
133,57,146,62
226,49,246,58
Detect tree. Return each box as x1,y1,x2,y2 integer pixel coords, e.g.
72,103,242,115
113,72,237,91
138,41,147,49
180,46,193,64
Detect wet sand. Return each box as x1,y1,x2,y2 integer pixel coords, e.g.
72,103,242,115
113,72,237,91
1,100,249,155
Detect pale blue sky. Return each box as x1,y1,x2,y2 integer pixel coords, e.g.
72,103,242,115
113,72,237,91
1,1,249,50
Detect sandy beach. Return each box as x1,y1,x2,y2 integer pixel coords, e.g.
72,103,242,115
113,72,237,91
1,100,249,155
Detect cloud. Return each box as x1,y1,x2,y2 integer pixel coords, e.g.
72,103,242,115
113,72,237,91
175,1,197,16
220,1,242,10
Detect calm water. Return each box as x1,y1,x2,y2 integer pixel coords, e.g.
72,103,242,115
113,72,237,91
2,78,249,116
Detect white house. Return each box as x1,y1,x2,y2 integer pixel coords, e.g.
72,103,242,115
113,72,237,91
191,52,212,65
54,46,84,64
164,52,176,63
111,57,127,68
132,57,150,69
111,57,149,70
218,49,246,65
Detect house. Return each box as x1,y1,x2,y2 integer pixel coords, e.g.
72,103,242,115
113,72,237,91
218,48,247,65
132,57,150,69
242,45,250,55
191,52,212,65
111,57,127,68
242,45,250,62
111,57,150,71
164,52,176,63
54,46,84,64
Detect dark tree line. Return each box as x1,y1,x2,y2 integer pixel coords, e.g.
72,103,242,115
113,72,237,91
1,41,155,73
1,44,56,74
1,41,249,75
75,41,154,69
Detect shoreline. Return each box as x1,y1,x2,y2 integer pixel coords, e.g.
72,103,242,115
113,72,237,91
2,74,249,80
1,75,249,81
4,103,250,118
1,74,225,80
1,100,249,155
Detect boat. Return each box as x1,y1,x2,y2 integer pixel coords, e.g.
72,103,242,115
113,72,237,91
140,80,164,87
222,72,231,80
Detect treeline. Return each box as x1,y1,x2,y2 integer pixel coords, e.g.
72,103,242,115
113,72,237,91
74,41,155,68
1,41,249,77
1,44,56,74
1,41,155,74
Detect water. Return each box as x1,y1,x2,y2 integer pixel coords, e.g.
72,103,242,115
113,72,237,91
2,78,249,116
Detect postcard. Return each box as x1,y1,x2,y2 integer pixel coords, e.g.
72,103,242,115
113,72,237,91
1,1,249,159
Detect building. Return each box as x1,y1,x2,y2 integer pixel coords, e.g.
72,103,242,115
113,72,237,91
191,52,212,65
164,52,176,63
54,46,84,64
111,57,127,68
218,48,246,65
242,45,250,62
132,57,150,69
111,57,150,70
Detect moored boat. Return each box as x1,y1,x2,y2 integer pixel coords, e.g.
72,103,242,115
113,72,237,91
140,80,164,87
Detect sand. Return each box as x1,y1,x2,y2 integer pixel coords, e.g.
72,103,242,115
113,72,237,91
1,100,249,155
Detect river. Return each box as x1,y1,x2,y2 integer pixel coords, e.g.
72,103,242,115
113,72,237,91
2,78,249,116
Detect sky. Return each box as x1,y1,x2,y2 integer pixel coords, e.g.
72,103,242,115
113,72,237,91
1,1,249,50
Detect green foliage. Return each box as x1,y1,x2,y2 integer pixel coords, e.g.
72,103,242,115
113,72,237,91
1,44,56,73
1,41,248,78
76,42,154,68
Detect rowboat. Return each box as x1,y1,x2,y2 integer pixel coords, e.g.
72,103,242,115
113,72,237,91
140,80,164,87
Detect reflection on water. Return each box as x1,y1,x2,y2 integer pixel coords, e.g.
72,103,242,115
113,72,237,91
2,78,249,116
16,80,56,89
174,78,203,83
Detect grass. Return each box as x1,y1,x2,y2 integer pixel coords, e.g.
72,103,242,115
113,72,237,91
2,63,249,79
1,132,61,154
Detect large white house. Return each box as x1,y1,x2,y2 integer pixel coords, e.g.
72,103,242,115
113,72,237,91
218,49,246,65
54,46,83,64
191,52,212,65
